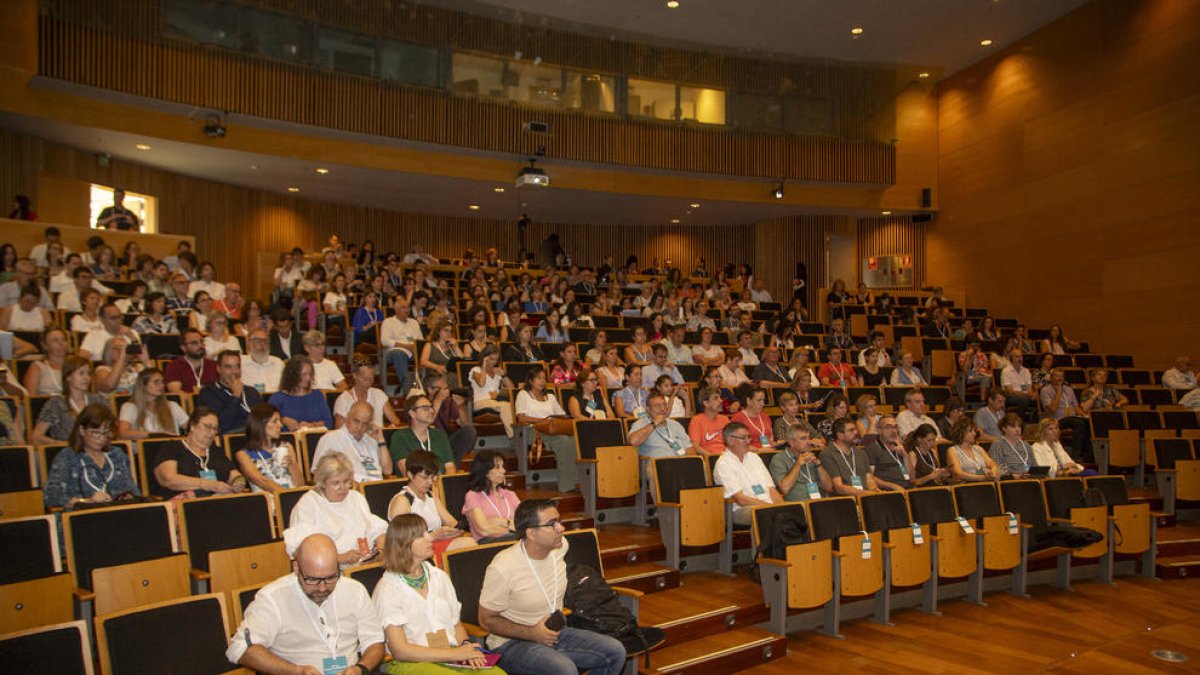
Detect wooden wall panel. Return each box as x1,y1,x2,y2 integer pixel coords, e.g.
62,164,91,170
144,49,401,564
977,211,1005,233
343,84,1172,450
856,217,926,290
929,0,1200,368
35,16,896,184
752,215,836,310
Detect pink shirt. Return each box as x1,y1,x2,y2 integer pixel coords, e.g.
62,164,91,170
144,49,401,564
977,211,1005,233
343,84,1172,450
462,488,521,540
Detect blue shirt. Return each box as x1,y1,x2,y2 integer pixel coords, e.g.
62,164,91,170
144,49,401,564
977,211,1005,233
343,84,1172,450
611,387,649,416
351,306,384,338
268,390,333,430
44,446,141,508
630,418,690,459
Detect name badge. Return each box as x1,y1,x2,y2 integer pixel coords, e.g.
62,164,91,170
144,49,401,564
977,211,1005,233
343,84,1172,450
1007,512,1019,535
806,482,821,501
912,522,924,546
751,483,766,496
861,533,872,559
425,629,451,649
850,474,863,490
899,464,910,481
322,656,348,675
635,407,648,420
955,516,975,535
669,440,683,455
198,469,217,481
586,399,597,412
362,457,377,471
759,434,770,447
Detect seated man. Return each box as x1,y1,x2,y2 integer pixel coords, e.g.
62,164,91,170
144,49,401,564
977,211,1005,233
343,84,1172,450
863,415,912,491
380,296,423,396
389,393,457,475
628,391,694,458
972,389,1008,443
713,422,783,525
817,346,860,387
269,308,305,361
999,349,1033,417
896,388,940,441
662,324,693,365
478,499,626,675
1038,369,1091,461
768,425,831,502
241,329,285,393
424,372,477,465
164,329,218,394
0,259,52,309
196,350,264,434
226,533,384,675
820,418,879,496
957,336,992,399
642,343,684,387
78,301,142,362
1163,356,1197,390
312,401,392,482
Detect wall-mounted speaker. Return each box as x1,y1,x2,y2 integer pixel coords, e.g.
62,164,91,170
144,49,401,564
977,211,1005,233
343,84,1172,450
920,187,932,209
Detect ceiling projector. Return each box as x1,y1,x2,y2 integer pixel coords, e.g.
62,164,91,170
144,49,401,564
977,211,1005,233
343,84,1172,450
516,160,549,188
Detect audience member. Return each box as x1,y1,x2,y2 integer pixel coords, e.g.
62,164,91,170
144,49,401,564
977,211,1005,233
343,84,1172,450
817,346,860,387
907,423,950,486
688,386,730,455
152,407,245,498
1079,368,1128,412
164,328,218,394
462,449,521,543
1039,368,1091,460
390,392,457,475
31,356,107,445
131,291,178,334
988,413,1036,478
286,452,389,569
628,391,693,459
862,415,912,491
1031,418,1091,477
957,336,992,399
309,400,389,482
896,389,940,440
946,417,1000,482
386,450,474,560
269,356,334,430
302,330,347,391
22,327,68,395
117,368,188,439
1162,356,1196,390
731,385,773,448
713,421,782,524
938,397,965,438
855,394,881,437
516,369,578,492
768,424,830,502
0,283,52,331
814,393,850,443
203,312,240,356
96,188,140,230
1000,349,1033,416
241,328,285,393
334,357,399,428
567,369,613,419
752,345,789,387
890,351,926,386
44,404,141,508
772,391,822,447
820,418,878,495
1041,323,1079,355
269,307,305,361
973,389,1008,442
232,403,304,492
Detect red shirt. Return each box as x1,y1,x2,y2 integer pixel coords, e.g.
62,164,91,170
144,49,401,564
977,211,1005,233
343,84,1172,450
164,356,219,393
731,410,773,448
818,362,856,387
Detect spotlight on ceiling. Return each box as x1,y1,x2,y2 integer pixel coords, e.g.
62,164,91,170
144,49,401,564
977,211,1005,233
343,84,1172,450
666,0,680,8
850,27,864,38
771,183,785,200
980,39,993,46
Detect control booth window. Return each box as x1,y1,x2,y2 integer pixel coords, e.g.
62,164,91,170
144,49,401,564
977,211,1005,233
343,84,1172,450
90,185,157,233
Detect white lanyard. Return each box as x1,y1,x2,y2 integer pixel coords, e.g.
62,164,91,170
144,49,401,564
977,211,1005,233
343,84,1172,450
188,358,204,387
916,446,938,471
836,446,857,475
81,455,115,493
414,429,431,452
957,445,984,473
297,583,340,658
183,438,210,472
787,451,816,485
653,422,677,445
1002,438,1031,466
482,489,512,520
219,383,250,413
520,542,559,614
742,412,769,438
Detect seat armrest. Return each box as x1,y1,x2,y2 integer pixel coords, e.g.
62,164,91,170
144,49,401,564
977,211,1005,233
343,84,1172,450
578,458,599,464
757,557,790,567
655,502,682,509
190,568,212,581
614,586,644,599
73,587,95,602
1047,517,1072,524
463,623,488,638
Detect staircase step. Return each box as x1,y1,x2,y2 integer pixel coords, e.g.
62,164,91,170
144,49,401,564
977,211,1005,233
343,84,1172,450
598,524,668,567
605,561,681,594
517,487,585,514
561,514,595,531
638,572,771,646
1155,555,1200,579
640,627,786,675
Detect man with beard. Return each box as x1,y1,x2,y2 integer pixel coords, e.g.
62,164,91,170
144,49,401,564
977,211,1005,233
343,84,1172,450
165,328,218,394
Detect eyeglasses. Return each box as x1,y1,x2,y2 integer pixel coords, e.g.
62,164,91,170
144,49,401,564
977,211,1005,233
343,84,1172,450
411,404,434,412
297,567,340,587
83,427,113,438
529,519,562,529
728,435,752,443
194,422,220,432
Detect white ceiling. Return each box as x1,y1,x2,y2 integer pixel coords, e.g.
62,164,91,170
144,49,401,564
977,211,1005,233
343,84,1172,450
421,0,1088,76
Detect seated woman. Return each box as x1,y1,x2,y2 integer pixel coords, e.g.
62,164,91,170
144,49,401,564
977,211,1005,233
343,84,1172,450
550,343,586,385
1041,323,1080,355
351,290,385,346
1031,353,1056,392
234,403,304,493
460,321,494,360
568,370,613,420
1080,368,1129,412
855,394,881,438
420,320,464,388
117,368,188,440
132,292,179,335
946,417,1000,483
22,328,68,396
937,397,966,438
70,288,104,333
534,308,568,344
859,349,887,386
889,351,926,386
595,346,626,390
1031,418,1093,477
187,291,215,333
691,327,724,367
815,394,850,443
94,335,149,394
268,355,334,431
501,324,544,363
152,406,247,498
372,514,502,674
582,329,610,367
237,298,271,337
623,325,653,367
31,356,108,446
907,423,951,487
516,369,577,493
987,413,1038,478
610,364,650,419
469,346,515,437
718,350,751,389
44,404,141,509
203,313,241,356
787,349,820,388
386,450,475,562
285,452,387,566
653,374,691,418
0,283,52,332
461,449,520,544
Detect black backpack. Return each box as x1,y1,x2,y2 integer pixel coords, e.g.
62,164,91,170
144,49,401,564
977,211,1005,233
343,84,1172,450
563,564,666,658
759,511,809,561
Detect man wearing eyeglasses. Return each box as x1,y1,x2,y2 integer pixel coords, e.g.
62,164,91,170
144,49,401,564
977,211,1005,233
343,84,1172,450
479,499,626,675
863,415,914,492
713,422,783,525
242,329,285,394
77,301,140,362
227,533,384,675
820,418,880,496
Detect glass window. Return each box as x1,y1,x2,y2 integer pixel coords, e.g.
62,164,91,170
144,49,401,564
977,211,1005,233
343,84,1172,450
680,85,725,125
564,72,616,114
238,9,308,63
317,28,377,77
380,40,441,88
731,93,782,133
504,60,564,107
628,79,677,120
90,186,157,234
163,0,239,49
452,53,506,99
784,98,834,136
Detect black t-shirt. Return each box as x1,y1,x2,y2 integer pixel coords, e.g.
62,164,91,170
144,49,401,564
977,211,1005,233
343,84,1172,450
98,205,140,231
862,369,887,386
152,440,236,498
864,439,913,489
571,389,607,418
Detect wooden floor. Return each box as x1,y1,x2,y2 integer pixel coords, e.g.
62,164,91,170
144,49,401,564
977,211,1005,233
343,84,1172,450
742,577,1200,674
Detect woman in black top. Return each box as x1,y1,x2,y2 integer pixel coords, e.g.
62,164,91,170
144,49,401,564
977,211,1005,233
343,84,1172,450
501,324,544,363
151,406,245,498
568,371,613,420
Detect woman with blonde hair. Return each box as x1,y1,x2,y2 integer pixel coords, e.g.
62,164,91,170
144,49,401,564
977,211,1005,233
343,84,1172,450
372,514,502,673
286,452,388,566
117,368,188,439
1030,418,1091,477
854,394,881,438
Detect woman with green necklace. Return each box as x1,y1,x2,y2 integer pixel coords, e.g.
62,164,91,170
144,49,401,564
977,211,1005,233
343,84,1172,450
372,514,504,674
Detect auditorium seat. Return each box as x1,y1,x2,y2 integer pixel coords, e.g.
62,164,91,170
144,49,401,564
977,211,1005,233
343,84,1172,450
806,497,886,633
94,593,240,675
0,446,43,519
1042,478,1113,584
0,516,73,633
274,486,311,532
573,418,634,523
953,483,1023,601
859,491,934,618
0,620,93,674
442,541,514,637
650,455,726,571
907,487,980,606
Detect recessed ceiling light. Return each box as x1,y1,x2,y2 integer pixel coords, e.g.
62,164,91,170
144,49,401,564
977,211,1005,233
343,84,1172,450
666,0,680,8
286,187,300,193
881,210,892,215
850,27,864,37
468,204,480,210
918,72,930,79
315,168,329,174
135,143,151,151
670,218,680,224
690,203,700,208
980,39,993,46
493,187,505,193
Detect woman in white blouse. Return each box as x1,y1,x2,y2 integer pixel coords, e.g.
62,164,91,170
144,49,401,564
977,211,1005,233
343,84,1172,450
596,346,626,390
372,514,500,674
117,368,188,440
469,346,514,437
285,452,387,567
787,348,820,387
203,312,241,356
387,450,474,561
691,327,725,367
1031,418,1087,477
718,350,752,389
515,368,576,493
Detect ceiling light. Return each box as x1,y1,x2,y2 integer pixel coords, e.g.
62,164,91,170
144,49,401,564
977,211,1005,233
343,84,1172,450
135,143,151,151
980,39,993,46
771,183,785,200
918,72,930,79
881,211,892,215
670,219,680,224
468,205,480,210
666,0,680,8
690,203,700,208
315,168,329,174
493,187,506,193
286,187,300,193
850,27,864,37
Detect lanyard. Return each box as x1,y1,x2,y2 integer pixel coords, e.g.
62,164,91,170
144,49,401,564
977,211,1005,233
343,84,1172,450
482,489,512,520
414,429,431,452
836,445,857,475
219,383,250,413
1002,438,1031,466
183,438,210,472
297,583,340,658
80,454,115,493
188,358,204,387
742,412,769,438
653,422,677,445
787,450,816,485
957,445,984,472
916,446,939,471
520,542,559,614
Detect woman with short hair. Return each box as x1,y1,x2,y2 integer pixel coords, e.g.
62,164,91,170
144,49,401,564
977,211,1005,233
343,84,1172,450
286,451,387,565
31,356,107,445
152,406,246,498
387,450,475,562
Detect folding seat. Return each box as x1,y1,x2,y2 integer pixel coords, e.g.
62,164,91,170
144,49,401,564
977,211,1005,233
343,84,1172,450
179,493,290,621
229,580,269,628
1163,409,1200,431
751,502,835,635
359,477,410,520
1119,369,1152,386
1084,475,1157,578
1088,410,1127,476
1072,354,1104,369
297,428,329,480
0,620,93,674
906,487,979,608
62,501,191,623
0,516,73,633
437,473,470,525
1137,387,1174,408
998,480,1076,592
94,593,235,675
650,456,727,572
562,529,650,631
858,491,933,620
0,446,42,518
954,483,1024,601
574,418,639,524
1153,439,1197,516
443,541,515,637
806,497,885,636
274,485,311,532
1042,477,1113,584
344,561,385,595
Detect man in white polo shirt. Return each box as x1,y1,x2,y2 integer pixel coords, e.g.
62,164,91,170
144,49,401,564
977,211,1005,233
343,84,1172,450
311,402,391,483
712,421,782,526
